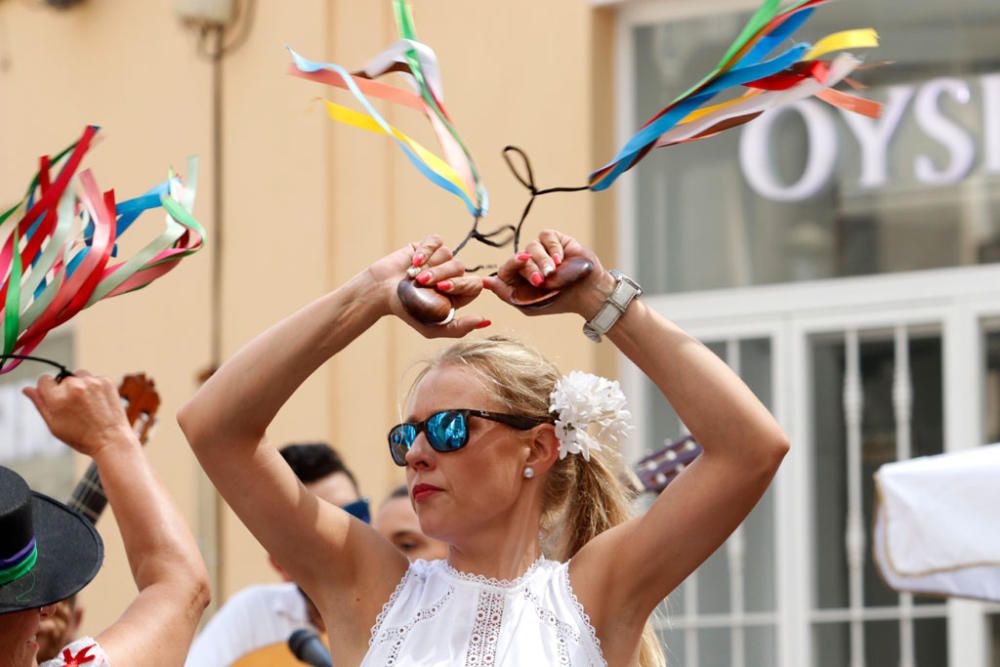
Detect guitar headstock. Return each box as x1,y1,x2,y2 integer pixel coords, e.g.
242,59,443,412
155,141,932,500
633,435,703,494
118,373,161,445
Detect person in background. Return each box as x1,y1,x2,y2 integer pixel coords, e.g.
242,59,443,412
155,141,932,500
0,372,210,667
34,596,83,662
374,485,448,562
184,443,368,667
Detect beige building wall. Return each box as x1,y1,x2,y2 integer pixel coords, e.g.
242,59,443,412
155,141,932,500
0,0,617,636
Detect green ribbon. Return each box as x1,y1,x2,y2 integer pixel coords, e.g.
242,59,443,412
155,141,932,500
3,226,22,358
392,0,486,212
0,544,38,586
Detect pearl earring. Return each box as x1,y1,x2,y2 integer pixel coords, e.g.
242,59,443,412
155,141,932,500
523,467,535,479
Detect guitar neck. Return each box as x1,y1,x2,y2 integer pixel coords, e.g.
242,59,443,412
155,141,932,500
67,462,107,525
634,435,703,494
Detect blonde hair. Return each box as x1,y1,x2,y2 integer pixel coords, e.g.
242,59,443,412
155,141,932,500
409,335,666,667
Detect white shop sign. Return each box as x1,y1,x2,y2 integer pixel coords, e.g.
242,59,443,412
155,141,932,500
740,73,1000,201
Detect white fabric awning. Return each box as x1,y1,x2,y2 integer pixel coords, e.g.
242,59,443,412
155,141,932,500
873,444,1000,602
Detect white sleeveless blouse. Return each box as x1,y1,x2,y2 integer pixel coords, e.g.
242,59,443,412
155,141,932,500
361,557,607,666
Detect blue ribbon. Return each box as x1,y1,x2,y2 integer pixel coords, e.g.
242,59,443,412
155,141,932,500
287,47,486,218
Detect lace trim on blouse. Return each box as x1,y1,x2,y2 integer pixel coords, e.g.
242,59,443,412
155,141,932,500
464,589,505,666
369,565,417,645
373,587,455,665
441,555,549,588
561,564,607,666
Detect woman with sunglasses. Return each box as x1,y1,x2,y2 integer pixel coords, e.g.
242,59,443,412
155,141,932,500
179,229,788,667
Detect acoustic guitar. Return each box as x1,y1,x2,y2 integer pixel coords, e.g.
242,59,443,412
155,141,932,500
231,633,331,667
66,373,160,521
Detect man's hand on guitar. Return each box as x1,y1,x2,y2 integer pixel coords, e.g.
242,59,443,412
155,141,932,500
23,371,135,458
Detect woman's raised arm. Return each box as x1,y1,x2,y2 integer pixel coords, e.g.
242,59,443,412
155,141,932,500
176,236,486,631
486,230,788,656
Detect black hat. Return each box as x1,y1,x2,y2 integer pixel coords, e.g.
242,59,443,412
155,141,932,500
0,466,103,614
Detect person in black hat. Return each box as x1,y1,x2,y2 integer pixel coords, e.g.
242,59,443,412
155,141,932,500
1,372,210,667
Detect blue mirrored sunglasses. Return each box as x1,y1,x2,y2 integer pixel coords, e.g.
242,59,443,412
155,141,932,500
387,409,552,467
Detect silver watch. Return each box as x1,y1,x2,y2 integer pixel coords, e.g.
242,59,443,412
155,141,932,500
583,270,642,342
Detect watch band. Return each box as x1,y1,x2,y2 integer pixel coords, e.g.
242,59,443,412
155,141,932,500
583,270,642,342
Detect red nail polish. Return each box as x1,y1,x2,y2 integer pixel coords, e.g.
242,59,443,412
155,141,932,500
437,280,452,291
412,254,425,267
530,273,544,287
476,320,492,329
553,254,562,266
416,271,431,285
517,252,531,262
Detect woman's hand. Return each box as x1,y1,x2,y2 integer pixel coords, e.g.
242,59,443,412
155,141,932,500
366,233,490,338
23,371,135,459
484,229,616,318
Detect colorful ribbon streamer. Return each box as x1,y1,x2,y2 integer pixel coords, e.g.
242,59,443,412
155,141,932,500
589,0,883,190
287,0,487,218
0,126,205,374
285,0,883,255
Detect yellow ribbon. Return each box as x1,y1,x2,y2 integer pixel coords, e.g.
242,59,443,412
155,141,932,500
805,29,879,61
321,100,474,202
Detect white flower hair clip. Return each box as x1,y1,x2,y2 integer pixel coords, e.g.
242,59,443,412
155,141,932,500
549,371,634,461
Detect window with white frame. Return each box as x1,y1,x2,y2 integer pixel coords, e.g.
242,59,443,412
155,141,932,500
627,0,1000,296
622,2,1000,664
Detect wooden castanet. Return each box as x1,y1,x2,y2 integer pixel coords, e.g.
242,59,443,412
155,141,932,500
397,279,455,325
396,256,593,323
508,257,593,309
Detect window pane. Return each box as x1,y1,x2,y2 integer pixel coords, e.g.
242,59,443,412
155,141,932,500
859,339,898,608
908,337,947,607
698,628,731,667
814,623,850,667
990,614,1000,667
985,330,1000,443
746,625,778,667
914,617,948,667
643,372,682,453
812,334,944,610
812,338,850,609
744,486,777,613
657,623,686,667
865,621,900,667
741,339,773,408
698,545,731,615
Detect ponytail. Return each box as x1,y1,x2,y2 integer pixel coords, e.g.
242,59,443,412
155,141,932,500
544,445,666,667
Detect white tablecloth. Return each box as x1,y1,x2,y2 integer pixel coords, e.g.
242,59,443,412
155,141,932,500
873,444,1000,602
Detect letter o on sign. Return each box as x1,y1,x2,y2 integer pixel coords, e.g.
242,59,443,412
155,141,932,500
740,99,838,202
